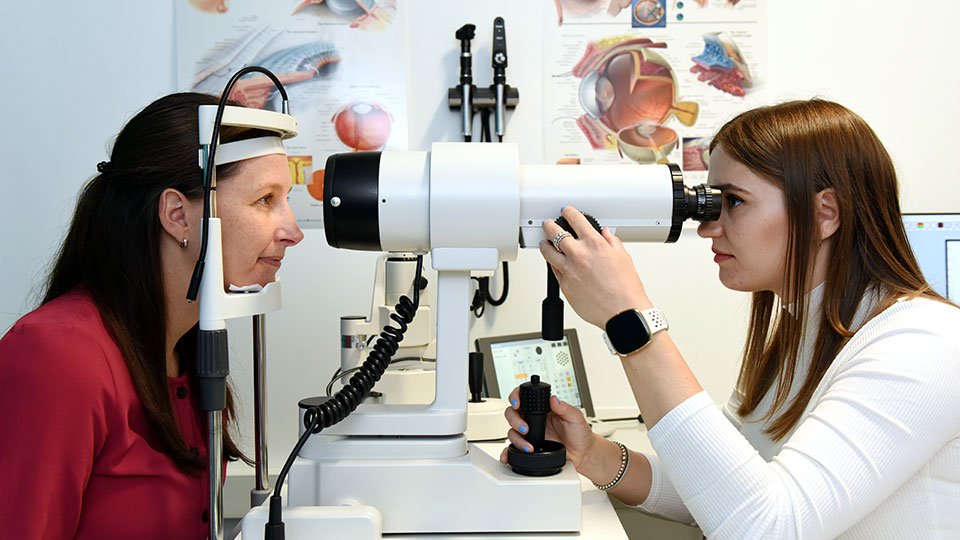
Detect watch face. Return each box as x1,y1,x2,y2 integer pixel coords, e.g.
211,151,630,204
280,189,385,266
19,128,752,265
606,310,652,355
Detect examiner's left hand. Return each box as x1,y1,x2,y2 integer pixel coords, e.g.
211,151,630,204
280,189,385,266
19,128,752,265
541,206,653,328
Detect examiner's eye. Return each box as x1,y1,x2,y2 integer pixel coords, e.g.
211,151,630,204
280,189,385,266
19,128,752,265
257,194,273,205
725,194,744,208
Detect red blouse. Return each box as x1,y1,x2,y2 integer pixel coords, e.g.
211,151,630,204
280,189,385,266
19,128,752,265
0,289,211,539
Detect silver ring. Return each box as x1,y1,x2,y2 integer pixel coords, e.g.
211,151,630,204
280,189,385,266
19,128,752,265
552,231,572,253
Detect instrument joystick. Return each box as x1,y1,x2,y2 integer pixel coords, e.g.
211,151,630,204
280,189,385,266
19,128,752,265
506,375,567,476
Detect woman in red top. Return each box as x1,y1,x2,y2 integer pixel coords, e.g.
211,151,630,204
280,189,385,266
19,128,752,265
0,92,303,539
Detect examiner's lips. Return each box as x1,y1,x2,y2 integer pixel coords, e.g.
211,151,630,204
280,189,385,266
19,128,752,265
712,248,733,263
259,257,282,268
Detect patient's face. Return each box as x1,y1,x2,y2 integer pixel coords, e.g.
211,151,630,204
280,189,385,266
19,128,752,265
217,154,303,287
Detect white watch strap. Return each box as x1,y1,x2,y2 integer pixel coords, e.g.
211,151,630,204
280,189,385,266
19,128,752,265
641,307,669,334
602,331,618,355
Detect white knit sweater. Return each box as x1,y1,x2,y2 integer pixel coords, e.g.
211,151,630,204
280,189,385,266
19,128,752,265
635,290,960,539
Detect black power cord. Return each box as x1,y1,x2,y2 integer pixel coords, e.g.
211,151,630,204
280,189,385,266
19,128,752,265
265,255,425,539
263,409,320,539
470,261,509,318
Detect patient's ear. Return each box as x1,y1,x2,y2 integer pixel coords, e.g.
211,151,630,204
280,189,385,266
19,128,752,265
158,188,194,245
815,188,839,241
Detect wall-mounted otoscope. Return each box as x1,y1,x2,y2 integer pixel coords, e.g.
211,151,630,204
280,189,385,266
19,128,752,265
448,18,519,143
455,23,475,142
491,16,508,142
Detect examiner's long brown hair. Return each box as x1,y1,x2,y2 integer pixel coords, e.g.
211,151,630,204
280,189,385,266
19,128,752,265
43,93,260,471
712,99,942,440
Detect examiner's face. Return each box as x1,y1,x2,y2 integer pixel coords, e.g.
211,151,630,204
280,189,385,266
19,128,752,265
216,154,304,287
696,145,789,296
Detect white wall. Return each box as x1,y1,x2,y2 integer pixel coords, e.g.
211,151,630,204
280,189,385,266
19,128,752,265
2,0,958,516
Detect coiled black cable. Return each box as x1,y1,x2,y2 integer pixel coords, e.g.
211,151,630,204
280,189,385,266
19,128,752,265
266,255,425,539
308,255,422,429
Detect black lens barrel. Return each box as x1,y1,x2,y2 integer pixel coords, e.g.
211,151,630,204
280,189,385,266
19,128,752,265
323,152,383,251
685,183,721,222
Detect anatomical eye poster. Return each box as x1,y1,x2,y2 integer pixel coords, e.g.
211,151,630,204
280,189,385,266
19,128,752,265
176,0,407,228
545,0,766,180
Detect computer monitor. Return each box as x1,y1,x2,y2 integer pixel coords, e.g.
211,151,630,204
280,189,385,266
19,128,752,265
902,213,960,302
475,328,595,417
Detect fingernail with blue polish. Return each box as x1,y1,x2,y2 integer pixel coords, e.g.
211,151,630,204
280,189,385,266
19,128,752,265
511,399,518,407
519,425,527,434
560,205,566,212
523,446,531,453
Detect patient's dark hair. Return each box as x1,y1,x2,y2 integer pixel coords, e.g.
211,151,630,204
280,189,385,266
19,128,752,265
44,92,260,471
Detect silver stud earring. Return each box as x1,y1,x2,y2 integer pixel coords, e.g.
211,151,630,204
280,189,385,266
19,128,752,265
179,238,188,249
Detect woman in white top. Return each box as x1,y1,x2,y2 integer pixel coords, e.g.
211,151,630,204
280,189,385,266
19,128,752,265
502,99,960,539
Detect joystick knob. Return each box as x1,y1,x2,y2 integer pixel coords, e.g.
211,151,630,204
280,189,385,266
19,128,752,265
506,375,567,476
518,374,551,451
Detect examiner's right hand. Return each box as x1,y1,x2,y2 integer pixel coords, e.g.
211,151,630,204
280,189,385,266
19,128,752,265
499,387,599,469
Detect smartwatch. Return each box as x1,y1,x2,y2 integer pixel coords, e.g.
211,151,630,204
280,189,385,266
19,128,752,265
602,308,668,356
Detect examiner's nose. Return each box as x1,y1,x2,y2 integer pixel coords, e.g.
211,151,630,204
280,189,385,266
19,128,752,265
697,219,721,239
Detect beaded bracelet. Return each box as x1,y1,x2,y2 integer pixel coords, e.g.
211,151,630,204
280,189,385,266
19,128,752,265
593,441,629,491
